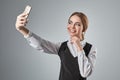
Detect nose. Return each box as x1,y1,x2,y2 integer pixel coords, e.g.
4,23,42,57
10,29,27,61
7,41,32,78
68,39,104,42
70,24,75,29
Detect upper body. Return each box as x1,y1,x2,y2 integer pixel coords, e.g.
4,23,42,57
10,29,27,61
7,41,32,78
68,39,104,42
24,31,97,78
15,11,97,79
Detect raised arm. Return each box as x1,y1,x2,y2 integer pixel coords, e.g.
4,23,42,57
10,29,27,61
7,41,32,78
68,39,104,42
15,9,61,55
24,31,61,54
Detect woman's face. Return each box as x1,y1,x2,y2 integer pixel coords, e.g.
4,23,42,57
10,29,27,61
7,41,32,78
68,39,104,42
67,15,83,38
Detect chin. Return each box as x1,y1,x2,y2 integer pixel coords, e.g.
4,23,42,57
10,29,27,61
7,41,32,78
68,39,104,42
69,34,76,37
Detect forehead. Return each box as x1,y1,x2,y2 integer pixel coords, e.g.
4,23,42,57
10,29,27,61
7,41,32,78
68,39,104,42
69,15,82,23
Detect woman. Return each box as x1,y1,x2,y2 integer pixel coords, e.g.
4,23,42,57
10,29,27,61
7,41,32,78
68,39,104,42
15,11,97,80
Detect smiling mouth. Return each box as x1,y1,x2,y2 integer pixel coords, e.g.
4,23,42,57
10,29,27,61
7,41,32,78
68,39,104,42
70,29,76,33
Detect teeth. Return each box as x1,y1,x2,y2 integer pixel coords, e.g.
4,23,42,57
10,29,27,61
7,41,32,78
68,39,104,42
71,30,75,33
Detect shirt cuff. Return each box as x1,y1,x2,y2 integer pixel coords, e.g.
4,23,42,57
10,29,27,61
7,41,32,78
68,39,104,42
24,31,33,39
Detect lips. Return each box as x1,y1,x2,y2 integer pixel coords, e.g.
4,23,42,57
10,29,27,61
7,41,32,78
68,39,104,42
70,29,76,33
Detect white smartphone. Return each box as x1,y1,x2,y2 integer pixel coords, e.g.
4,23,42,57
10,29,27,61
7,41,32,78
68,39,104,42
24,5,31,17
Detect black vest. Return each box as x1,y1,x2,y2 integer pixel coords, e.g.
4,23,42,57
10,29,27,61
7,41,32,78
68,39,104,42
58,41,92,80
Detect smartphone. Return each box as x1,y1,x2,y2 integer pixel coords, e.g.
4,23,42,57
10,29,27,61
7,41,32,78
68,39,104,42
24,5,31,17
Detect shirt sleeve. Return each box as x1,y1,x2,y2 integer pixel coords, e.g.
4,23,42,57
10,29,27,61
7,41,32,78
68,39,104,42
24,31,61,55
77,45,97,78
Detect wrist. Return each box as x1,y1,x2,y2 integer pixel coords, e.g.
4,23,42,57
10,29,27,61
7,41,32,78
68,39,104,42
16,27,29,36
16,26,25,31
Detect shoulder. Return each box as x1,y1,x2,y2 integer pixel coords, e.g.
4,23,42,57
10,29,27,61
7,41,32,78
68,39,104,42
60,40,68,46
84,40,97,50
85,42,97,55
86,42,92,47
85,41,96,48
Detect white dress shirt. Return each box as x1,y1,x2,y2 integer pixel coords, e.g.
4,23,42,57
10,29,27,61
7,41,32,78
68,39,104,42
24,31,97,78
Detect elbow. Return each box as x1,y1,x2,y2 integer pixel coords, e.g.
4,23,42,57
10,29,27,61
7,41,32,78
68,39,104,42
81,74,88,78
81,68,93,78
30,43,43,51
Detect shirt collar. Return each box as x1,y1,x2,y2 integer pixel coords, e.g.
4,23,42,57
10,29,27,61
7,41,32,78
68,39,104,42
68,38,86,47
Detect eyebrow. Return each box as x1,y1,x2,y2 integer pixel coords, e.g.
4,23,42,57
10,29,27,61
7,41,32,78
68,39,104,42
68,20,81,24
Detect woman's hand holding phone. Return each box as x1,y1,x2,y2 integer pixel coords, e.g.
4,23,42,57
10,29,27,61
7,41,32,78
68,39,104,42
15,5,31,30
15,5,31,36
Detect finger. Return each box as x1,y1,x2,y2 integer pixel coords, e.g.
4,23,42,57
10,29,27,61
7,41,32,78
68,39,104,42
18,23,26,27
18,17,26,21
16,17,28,25
21,18,28,23
18,13,28,18
19,21,27,24
20,18,26,21
17,16,28,22
19,13,26,17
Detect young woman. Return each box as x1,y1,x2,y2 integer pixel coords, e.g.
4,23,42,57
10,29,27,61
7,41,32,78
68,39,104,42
15,11,97,80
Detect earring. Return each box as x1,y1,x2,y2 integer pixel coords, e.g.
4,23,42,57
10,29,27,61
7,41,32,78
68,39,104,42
82,32,85,35
82,32,86,40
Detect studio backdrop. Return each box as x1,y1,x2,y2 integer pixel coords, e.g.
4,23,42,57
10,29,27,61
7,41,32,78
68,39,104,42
0,0,120,80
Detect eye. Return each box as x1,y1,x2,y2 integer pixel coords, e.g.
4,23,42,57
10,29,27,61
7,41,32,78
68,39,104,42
75,23,81,26
68,20,72,24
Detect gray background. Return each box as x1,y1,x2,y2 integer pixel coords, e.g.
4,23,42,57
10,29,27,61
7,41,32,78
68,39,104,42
0,0,120,80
